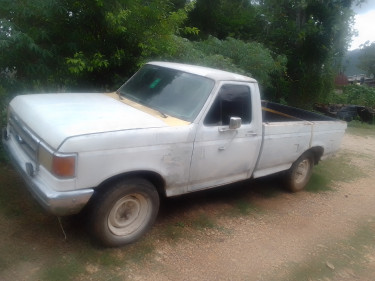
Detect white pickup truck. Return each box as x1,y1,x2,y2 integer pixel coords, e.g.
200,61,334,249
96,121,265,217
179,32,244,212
3,62,346,247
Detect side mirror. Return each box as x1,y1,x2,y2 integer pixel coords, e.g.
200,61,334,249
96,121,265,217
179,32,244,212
229,117,242,130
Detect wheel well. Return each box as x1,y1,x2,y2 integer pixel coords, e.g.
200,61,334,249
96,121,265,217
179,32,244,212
307,146,324,165
96,171,166,197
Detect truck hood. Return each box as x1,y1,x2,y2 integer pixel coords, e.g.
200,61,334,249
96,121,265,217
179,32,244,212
10,93,167,149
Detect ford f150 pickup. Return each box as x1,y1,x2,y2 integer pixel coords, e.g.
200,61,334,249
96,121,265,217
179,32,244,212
2,62,347,247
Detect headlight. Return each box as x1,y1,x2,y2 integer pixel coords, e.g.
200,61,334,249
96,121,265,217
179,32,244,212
38,143,76,178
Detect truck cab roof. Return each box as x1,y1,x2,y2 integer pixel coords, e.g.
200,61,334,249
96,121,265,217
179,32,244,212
148,61,257,83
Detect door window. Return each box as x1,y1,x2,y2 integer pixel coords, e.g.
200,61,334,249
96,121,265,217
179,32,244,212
204,84,251,126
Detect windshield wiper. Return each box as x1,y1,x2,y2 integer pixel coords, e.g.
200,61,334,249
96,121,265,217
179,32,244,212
116,90,167,118
157,110,168,118
116,90,124,100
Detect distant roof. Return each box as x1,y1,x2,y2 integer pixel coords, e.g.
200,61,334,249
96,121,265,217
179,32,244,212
335,73,348,86
148,61,257,83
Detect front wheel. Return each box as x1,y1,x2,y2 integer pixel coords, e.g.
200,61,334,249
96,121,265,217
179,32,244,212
89,178,160,247
285,152,314,192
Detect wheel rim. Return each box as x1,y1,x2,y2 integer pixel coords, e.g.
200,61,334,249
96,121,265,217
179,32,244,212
294,159,311,184
108,194,150,236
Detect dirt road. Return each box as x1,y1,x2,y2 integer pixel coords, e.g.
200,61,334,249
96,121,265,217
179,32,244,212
1,132,375,281
124,132,375,281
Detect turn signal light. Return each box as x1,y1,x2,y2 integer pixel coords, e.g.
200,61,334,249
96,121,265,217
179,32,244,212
52,155,76,178
38,144,76,178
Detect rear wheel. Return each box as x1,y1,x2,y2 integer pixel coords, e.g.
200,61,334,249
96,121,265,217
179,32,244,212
89,178,159,247
285,152,314,192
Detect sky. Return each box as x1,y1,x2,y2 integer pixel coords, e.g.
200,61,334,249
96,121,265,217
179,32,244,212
350,0,375,50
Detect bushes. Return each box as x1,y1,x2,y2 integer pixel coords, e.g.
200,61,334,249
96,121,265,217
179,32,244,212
164,36,287,101
345,85,375,108
330,85,375,108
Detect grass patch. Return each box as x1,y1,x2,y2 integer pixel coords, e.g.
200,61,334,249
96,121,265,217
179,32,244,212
95,250,123,267
305,172,332,192
41,256,85,281
191,214,216,229
227,199,258,216
127,241,155,263
305,153,365,192
161,222,187,241
347,121,375,137
278,218,375,281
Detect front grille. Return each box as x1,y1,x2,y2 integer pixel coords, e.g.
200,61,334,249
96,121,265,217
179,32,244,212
8,112,40,162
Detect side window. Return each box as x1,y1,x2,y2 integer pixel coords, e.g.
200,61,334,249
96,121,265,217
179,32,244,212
204,84,252,126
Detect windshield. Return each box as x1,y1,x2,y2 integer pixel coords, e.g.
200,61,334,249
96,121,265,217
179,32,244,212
117,65,215,122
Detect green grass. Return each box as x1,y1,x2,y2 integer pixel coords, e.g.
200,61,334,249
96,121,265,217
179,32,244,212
127,241,155,263
228,199,258,216
305,153,366,193
161,222,187,241
191,213,217,229
95,250,124,267
38,239,154,280
347,121,375,137
41,256,85,281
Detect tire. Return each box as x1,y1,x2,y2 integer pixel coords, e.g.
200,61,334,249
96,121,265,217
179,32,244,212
285,152,314,192
89,178,160,247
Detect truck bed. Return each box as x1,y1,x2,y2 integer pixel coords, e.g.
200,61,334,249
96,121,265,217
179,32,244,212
252,101,347,179
262,101,337,122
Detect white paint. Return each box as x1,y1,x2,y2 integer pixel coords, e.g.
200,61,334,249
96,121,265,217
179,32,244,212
10,93,166,149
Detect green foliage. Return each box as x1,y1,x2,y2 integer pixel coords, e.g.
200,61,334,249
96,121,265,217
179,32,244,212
186,0,259,40
153,36,287,101
185,0,360,108
66,52,109,74
358,42,375,76
0,0,363,109
330,85,375,108
194,37,285,85
255,0,357,107
346,85,375,107
0,0,193,94
188,37,287,99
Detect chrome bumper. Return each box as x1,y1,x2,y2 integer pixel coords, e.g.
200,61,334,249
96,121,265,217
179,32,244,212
2,128,94,216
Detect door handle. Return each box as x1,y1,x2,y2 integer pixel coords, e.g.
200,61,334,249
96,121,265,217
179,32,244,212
246,131,257,136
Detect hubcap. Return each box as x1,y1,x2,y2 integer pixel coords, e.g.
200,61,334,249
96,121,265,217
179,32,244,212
108,194,150,236
294,159,310,184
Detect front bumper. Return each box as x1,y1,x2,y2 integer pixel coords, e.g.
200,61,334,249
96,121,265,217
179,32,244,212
2,128,94,216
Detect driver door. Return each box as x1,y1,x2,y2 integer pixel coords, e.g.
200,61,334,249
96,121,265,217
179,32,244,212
188,83,262,191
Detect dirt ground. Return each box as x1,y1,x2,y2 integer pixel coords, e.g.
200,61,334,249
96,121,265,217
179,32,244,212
125,132,375,281
1,132,375,281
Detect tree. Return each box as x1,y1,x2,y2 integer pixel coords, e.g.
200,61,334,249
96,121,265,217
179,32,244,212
358,42,375,77
187,0,259,40
255,0,359,107
0,0,363,109
191,37,287,100
0,0,192,93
